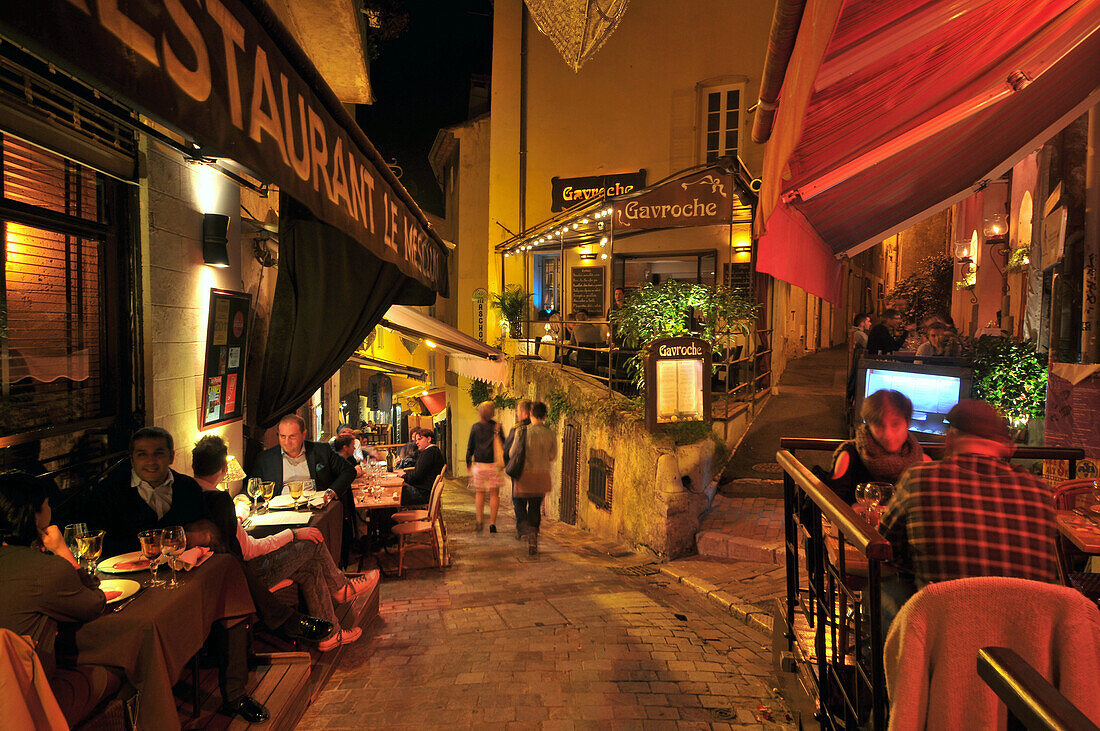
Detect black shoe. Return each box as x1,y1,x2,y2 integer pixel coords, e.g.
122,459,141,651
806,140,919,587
222,695,270,723
528,534,538,555
489,524,497,534
279,614,334,642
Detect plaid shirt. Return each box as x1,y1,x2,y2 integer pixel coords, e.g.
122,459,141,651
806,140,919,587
879,453,1060,586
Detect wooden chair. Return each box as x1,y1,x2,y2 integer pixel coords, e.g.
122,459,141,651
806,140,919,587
390,470,448,578
392,468,446,523
1052,479,1100,601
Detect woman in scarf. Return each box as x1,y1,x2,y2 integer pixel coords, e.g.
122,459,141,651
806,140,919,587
829,389,928,504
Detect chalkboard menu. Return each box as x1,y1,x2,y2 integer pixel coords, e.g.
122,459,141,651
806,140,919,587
200,289,251,428
570,266,605,317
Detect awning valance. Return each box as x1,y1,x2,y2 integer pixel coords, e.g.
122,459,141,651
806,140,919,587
755,0,1100,306
0,0,447,295
381,306,509,385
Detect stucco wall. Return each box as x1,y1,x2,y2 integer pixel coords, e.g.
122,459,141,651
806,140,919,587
140,137,244,473
503,359,716,557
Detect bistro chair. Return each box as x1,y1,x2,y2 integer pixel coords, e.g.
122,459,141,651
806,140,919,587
392,469,446,523
1052,479,1100,602
390,470,448,578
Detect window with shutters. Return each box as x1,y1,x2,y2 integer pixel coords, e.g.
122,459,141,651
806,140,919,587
699,83,744,165
1,134,116,437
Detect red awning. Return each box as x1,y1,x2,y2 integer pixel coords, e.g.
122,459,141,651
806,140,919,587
755,0,1100,305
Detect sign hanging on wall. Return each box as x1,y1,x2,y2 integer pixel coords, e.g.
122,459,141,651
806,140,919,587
201,289,251,428
614,167,733,232
644,337,711,433
551,170,646,212
473,288,488,342
0,0,447,295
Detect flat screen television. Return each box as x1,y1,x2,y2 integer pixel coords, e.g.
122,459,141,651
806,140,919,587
854,359,973,436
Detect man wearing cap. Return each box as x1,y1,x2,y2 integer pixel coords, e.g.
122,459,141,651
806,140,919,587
877,399,1061,626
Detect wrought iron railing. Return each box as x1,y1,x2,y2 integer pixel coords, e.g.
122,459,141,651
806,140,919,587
776,438,1085,730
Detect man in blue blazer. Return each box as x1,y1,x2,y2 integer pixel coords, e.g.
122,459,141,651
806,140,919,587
250,414,356,501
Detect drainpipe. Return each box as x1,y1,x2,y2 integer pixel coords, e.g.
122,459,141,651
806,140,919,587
519,2,529,340
751,0,808,144
1083,104,1100,363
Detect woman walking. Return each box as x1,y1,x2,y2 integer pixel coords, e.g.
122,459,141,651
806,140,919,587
467,401,505,533
510,401,557,554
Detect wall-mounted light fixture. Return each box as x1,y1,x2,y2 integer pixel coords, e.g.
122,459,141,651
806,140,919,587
202,213,230,267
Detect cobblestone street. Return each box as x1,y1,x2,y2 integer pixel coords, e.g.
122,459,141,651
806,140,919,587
299,484,794,730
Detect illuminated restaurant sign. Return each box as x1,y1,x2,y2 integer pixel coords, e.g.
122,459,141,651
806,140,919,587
614,168,733,232
551,170,646,212
0,0,447,294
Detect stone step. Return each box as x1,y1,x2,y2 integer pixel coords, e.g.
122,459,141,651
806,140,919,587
718,477,783,498
695,529,783,565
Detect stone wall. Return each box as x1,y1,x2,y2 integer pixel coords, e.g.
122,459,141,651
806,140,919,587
505,359,717,557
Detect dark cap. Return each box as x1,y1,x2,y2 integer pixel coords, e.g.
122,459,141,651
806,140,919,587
946,399,1012,443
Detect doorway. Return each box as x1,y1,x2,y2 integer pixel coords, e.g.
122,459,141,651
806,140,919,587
560,421,580,524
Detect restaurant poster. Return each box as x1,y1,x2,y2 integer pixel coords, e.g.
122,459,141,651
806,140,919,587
644,336,712,432
200,289,252,428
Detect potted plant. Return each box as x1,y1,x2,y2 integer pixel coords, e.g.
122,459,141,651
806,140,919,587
488,285,530,341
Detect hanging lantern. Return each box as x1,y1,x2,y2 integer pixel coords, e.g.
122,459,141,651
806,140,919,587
524,0,631,72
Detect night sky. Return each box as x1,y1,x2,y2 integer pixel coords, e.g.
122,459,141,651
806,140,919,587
356,0,493,217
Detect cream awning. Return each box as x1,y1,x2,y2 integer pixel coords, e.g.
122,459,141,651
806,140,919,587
381,306,509,385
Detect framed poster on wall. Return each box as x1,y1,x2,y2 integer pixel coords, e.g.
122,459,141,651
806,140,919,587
200,289,252,429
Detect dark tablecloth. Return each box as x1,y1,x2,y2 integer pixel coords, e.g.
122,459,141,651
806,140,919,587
63,555,254,731
249,500,343,565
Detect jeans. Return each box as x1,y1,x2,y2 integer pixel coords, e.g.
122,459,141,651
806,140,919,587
513,497,544,536
402,484,430,507
247,540,347,625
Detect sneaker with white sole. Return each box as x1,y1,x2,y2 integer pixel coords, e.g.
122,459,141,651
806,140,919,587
335,569,379,603
317,626,364,652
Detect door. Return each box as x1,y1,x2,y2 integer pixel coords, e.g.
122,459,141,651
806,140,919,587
560,421,580,524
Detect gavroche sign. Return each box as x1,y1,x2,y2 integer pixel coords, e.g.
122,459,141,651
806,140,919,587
614,167,733,232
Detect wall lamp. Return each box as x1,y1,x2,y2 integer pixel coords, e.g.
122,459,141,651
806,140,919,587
202,213,230,267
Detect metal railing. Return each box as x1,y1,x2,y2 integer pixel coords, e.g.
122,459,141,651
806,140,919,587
776,438,1086,729
978,647,1100,731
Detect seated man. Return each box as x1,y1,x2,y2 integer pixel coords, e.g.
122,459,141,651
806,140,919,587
866,309,914,355
395,428,444,506
250,415,355,500
333,434,363,476
915,322,950,357
193,437,376,652
328,423,364,463
878,399,1061,628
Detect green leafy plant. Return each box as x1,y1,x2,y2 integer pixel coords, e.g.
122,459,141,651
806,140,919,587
969,335,1047,428
488,285,530,340
545,389,574,425
886,254,954,325
468,379,492,407
608,281,757,391
492,393,517,411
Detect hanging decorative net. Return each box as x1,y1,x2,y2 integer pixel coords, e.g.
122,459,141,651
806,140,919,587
524,0,631,72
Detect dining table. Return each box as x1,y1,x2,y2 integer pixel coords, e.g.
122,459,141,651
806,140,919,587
61,554,254,731
1055,510,1100,554
245,497,343,565
352,474,404,551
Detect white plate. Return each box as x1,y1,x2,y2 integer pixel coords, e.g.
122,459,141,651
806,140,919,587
99,551,152,574
267,495,303,510
99,578,141,604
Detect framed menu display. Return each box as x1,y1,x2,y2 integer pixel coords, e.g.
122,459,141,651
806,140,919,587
200,289,251,428
645,336,711,432
570,266,605,317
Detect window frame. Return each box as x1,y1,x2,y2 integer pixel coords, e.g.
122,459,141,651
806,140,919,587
698,79,747,166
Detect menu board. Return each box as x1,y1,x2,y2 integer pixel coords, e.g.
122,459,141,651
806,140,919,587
570,266,605,317
200,289,251,428
655,359,704,422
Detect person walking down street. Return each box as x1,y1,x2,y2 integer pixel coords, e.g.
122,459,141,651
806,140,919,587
467,401,505,534
509,401,557,555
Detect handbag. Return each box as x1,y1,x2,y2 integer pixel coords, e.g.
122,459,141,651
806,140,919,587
504,425,527,480
492,427,506,470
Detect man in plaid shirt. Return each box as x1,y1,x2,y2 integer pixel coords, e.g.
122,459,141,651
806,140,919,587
878,399,1060,626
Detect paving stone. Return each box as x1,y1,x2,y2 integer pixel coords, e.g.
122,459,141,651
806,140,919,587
300,480,794,729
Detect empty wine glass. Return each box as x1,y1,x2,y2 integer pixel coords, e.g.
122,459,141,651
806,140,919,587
160,526,186,589
245,478,261,515
138,529,165,587
64,523,88,564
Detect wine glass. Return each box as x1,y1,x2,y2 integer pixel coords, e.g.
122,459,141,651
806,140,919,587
138,529,165,587
64,523,88,564
260,480,275,513
288,480,304,510
245,478,262,515
76,530,105,574
862,483,884,522
160,526,186,589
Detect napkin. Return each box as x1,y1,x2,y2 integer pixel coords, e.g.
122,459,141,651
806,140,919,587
177,546,213,571
103,590,123,601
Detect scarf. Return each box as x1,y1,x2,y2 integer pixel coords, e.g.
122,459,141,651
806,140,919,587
851,423,924,483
